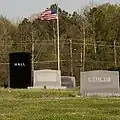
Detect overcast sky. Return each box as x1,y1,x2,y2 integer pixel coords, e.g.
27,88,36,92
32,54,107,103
0,0,120,21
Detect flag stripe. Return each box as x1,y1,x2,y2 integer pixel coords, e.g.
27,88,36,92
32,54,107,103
41,16,58,20
40,10,51,17
40,14,57,19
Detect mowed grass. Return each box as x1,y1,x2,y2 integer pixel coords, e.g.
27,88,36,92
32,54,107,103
0,88,120,120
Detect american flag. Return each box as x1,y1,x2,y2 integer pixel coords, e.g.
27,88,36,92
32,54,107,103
39,9,58,21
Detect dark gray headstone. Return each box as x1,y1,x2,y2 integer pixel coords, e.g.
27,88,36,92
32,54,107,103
61,76,76,88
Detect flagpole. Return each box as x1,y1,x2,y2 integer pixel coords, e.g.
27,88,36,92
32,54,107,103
31,30,34,86
57,4,60,70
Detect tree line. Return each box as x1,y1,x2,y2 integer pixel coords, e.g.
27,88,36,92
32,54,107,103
0,3,120,86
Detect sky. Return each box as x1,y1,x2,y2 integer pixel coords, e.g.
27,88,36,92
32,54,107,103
0,0,120,22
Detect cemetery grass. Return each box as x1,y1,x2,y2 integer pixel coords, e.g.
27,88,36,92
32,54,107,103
0,88,120,120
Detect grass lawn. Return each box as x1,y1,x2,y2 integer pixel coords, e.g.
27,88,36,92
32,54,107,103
0,88,120,120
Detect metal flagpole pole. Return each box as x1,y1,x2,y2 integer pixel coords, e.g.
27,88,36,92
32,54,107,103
53,21,57,60
83,21,86,71
31,30,34,86
56,4,60,70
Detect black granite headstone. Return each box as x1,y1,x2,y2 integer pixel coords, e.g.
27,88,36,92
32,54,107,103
9,52,31,88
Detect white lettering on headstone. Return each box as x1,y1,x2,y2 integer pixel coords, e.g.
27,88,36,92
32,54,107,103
14,63,18,66
14,63,26,67
88,77,111,82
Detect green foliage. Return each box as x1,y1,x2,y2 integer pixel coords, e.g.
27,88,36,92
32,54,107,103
1,3,120,86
